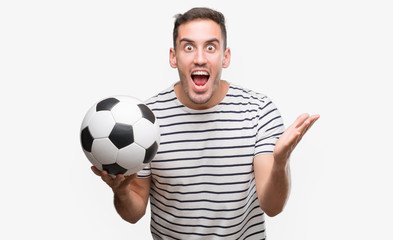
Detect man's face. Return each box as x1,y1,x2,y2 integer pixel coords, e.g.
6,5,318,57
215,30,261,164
170,19,230,109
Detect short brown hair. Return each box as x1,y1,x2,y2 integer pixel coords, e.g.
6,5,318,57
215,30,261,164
173,7,227,50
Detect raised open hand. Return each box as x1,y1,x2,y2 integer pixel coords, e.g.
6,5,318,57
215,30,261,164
273,113,320,167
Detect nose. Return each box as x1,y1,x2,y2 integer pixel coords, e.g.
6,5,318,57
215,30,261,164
193,48,207,65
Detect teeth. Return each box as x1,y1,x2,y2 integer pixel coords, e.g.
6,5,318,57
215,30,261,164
192,71,209,76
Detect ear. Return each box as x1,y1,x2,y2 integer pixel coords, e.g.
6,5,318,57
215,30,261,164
222,47,231,68
169,48,177,68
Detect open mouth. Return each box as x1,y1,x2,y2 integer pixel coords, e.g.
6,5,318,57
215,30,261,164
191,71,210,87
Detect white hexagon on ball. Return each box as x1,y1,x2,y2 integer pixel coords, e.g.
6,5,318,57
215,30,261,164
91,138,118,165
89,111,116,139
117,143,146,169
133,118,160,149
111,101,143,125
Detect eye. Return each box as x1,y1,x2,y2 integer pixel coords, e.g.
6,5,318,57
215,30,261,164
206,45,215,51
185,45,194,51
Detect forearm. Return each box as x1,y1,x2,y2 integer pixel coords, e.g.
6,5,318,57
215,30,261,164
258,162,291,217
256,113,319,216
114,190,148,224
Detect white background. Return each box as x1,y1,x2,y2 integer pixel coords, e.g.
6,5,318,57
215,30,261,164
1,0,392,239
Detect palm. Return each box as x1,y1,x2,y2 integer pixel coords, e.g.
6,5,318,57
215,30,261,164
274,113,319,166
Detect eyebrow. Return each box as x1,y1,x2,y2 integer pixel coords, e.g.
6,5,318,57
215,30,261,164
179,38,220,44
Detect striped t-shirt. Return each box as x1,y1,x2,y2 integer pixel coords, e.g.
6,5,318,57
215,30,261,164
138,82,285,240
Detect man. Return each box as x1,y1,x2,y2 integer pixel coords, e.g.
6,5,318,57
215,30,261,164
92,7,319,239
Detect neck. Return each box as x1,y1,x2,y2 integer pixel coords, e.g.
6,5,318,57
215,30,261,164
175,80,229,110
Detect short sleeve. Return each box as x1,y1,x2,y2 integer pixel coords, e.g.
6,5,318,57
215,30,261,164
254,97,285,156
137,162,151,178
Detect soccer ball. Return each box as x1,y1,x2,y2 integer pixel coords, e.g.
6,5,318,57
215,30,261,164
80,95,160,176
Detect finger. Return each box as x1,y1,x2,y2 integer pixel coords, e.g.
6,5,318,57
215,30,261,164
295,113,310,128
298,118,311,135
311,114,320,123
308,115,319,128
302,115,319,133
113,174,126,187
91,166,115,186
101,170,115,186
91,166,102,176
298,114,319,139
298,113,319,132
124,173,138,185
112,174,137,195
117,173,136,189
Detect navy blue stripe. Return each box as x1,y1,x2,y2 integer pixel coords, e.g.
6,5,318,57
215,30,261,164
256,132,283,144
258,101,273,112
266,123,284,132
145,89,174,105
156,109,258,119
150,104,184,112
255,143,275,149
146,96,178,105
218,101,259,107
230,85,268,100
161,124,258,136
152,179,255,197
157,144,255,154
240,223,266,240
153,178,250,187
153,153,254,163
154,88,174,97
258,116,281,132
160,133,257,145
226,92,267,104
151,226,180,240
254,150,274,156
159,117,259,128
244,229,266,240
226,93,254,100
258,107,277,121
151,188,248,204
151,162,252,171
152,170,253,179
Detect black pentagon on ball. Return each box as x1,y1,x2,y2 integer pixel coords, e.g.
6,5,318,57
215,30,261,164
144,142,158,163
80,127,93,152
96,97,120,111
102,163,127,175
109,123,134,149
138,104,155,124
